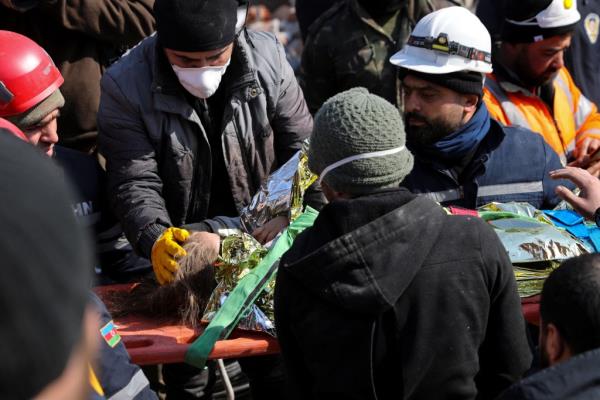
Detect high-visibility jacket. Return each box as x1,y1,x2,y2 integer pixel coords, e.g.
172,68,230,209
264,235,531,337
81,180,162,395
483,67,600,164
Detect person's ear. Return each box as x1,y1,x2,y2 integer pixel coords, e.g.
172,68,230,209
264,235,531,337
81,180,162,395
463,94,479,113
543,323,571,366
321,181,348,202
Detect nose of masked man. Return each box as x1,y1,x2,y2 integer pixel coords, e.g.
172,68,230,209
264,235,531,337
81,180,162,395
164,45,234,99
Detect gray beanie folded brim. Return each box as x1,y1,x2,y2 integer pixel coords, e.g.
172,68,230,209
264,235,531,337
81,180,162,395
308,87,414,194
7,89,65,130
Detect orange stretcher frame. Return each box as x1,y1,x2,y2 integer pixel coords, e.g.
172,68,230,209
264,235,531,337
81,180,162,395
96,285,539,366
95,285,280,366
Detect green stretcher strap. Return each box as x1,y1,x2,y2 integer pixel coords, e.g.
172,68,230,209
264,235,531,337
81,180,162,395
185,207,319,369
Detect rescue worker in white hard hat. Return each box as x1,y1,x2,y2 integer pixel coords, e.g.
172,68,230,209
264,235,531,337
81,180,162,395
484,0,600,173
393,7,571,209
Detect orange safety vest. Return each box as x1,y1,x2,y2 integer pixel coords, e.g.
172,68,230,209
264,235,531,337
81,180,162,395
483,67,600,164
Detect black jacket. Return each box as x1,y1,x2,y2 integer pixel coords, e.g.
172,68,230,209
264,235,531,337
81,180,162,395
99,31,316,258
496,348,600,400
275,188,531,400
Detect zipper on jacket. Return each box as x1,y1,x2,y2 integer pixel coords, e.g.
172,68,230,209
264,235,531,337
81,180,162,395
230,105,256,196
187,99,212,222
370,320,380,400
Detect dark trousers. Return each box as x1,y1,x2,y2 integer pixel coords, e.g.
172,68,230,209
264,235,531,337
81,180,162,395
162,355,287,399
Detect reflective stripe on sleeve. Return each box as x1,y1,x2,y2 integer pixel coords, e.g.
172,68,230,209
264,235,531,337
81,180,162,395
575,95,595,130
581,128,600,137
485,78,533,130
477,181,543,198
108,370,150,400
554,73,574,114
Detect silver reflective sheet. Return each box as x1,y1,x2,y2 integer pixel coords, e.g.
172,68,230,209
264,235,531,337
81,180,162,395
479,202,590,263
240,151,302,233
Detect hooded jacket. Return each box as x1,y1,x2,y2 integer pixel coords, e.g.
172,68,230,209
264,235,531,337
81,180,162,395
275,188,531,400
496,348,600,400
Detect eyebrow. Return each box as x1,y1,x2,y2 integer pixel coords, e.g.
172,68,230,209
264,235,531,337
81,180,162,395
206,48,228,61
403,84,438,91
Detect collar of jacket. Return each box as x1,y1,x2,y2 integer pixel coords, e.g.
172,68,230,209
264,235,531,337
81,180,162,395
491,55,556,98
499,347,600,400
279,188,447,314
413,118,505,183
150,31,262,109
411,103,491,165
350,0,400,44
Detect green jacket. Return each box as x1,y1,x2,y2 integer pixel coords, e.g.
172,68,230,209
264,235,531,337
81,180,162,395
300,0,465,114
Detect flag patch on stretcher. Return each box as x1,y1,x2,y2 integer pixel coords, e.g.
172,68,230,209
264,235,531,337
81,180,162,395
101,321,121,348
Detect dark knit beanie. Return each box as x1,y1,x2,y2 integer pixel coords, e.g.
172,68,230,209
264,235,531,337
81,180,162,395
0,134,93,399
309,88,414,194
502,0,580,43
399,68,485,96
155,0,238,52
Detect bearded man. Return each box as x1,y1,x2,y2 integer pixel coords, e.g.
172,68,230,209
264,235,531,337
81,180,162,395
392,7,567,209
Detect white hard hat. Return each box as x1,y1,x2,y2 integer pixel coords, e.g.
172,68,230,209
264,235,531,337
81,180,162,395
390,7,492,75
503,0,580,43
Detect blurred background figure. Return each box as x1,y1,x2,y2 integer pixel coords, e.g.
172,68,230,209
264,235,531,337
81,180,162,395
0,0,155,153
244,1,305,71
299,0,470,114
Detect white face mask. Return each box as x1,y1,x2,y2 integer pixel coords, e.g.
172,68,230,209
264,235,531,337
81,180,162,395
171,59,231,99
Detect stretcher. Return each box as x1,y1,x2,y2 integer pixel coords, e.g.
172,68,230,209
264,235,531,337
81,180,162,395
521,295,541,326
96,285,540,366
94,285,280,366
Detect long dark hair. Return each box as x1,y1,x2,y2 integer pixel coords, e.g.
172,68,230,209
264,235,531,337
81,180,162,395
108,232,219,328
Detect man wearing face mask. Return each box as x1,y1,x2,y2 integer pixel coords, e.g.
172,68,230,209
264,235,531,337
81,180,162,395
392,7,568,209
98,0,316,398
299,0,466,114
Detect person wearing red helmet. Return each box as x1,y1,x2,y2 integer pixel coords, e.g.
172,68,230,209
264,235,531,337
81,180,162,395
0,31,157,400
0,30,64,156
0,29,152,281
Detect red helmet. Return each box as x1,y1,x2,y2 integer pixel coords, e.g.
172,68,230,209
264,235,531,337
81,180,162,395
0,117,27,141
0,30,64,117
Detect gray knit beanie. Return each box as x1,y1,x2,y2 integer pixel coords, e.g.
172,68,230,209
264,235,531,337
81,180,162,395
308,87,414,194
7,89,64,130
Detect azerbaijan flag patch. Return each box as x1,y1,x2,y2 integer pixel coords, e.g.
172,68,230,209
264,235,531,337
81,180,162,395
100,321,121,348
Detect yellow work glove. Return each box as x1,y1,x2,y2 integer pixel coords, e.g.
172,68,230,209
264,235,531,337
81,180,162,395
151,227,190,285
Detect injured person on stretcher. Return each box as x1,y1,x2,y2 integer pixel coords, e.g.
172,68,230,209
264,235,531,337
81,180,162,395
108,146,314,332
109,218,284,332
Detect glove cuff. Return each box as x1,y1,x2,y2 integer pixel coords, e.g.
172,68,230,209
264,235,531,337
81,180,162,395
140,223,169,259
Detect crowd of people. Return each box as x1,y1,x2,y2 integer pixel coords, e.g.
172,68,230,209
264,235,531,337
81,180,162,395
1,0,600,399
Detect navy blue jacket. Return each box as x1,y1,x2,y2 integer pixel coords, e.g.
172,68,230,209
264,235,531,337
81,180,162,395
89,292,157,400
565,0,600,106
55,146,151,282
496,348,600,400
402,120,566,210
